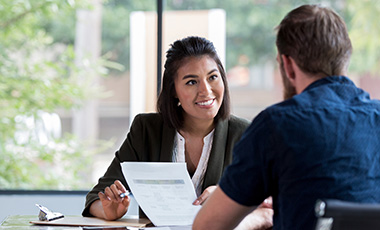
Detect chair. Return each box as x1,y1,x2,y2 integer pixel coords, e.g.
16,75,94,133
314,199,380,230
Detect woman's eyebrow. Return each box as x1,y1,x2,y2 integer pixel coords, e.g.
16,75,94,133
182,74,198,80
181,69,219,80
207,69,219,75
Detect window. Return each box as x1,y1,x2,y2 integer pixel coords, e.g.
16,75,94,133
1,0,379,190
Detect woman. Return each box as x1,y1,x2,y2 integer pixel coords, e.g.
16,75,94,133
82,36,251,221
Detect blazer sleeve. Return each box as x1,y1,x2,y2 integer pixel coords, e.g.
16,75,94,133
82,113,167,217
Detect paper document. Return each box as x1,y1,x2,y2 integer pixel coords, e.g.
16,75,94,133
121,162,201,226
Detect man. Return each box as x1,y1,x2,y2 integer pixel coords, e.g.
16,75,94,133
193,4,380,230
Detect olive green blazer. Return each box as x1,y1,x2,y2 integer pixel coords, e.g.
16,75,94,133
82,113,250,217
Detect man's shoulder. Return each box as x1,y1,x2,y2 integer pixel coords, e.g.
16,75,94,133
257,100,293,118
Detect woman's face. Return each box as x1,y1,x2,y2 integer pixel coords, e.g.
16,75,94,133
174,55,225,124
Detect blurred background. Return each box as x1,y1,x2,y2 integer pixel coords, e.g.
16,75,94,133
1,0,380,192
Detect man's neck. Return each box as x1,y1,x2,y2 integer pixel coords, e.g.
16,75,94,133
296,72,325,94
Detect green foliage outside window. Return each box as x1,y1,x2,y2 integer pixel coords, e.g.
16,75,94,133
0,0,114,190
346,0,380,74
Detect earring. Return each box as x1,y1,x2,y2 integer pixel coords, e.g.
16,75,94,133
177,101,181,107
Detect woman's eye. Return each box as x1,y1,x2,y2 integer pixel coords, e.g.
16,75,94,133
209,74,218,80
186,80,197,85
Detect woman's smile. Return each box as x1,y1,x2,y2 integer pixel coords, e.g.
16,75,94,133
196,98,215,107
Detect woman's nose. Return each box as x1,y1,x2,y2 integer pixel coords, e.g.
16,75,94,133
198,80,212,95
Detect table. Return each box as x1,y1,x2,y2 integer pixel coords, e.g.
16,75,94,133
0,215,192,230
0,215,151,230
1,215,80,229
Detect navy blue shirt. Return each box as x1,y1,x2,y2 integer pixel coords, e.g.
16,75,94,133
219,76,380,230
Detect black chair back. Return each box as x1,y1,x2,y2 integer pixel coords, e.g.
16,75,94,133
314,199,380,230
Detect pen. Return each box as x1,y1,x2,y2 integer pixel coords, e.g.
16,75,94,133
119,190,131,198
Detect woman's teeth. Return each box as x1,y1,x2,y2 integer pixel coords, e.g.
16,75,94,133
197,99,213,106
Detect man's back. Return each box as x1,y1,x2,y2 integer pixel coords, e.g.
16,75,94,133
261,76,380,229
219,76,380,229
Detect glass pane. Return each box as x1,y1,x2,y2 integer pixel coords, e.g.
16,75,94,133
1,0,379,191
0,0,156,190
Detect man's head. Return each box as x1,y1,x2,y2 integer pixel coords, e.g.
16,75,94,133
276,4,352,80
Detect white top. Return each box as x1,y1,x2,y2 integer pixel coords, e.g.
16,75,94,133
172,129,214,197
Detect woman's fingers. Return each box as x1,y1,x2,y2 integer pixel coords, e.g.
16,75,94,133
259,196,273,209
98,191,110,201
114,180,128,194
100,181,129,203
193,185,217,205
103,186,119,202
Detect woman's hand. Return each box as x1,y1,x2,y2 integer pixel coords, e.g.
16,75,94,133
97,180,131,220
258,196,272,209
193,185,217,205
234,197,273,230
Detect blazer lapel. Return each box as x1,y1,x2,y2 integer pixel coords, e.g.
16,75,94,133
160,123,176,162
202,119,228,190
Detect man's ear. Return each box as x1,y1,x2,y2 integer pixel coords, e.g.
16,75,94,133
281,54,296,83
